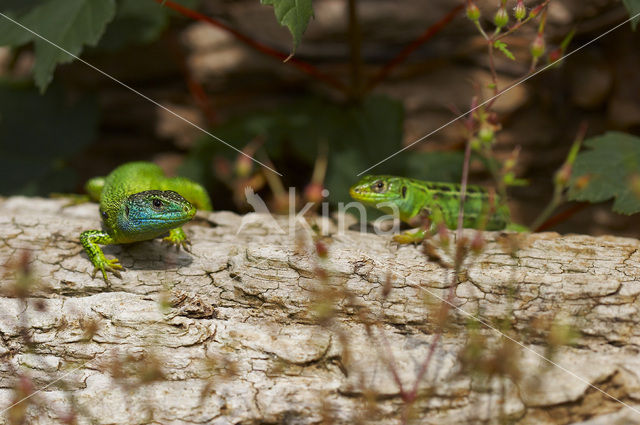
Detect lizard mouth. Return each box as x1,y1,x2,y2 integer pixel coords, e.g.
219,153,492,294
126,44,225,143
135,216,192,224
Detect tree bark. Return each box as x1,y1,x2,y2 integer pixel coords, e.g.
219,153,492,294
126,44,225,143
1,196,639,424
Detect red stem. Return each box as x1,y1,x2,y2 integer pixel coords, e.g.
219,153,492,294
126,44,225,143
377,325,407,397
154,0,348,93
364,3,465,91
534,202,590,232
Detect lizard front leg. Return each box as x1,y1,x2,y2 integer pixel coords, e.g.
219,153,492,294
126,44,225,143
392,207,438,245
80,230,123,282
163,227,191,252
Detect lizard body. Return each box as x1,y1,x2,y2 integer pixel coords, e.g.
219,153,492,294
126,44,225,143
350,175,511,243
80,162,212,281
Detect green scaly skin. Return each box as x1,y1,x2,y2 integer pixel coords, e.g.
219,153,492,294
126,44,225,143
80,162,212,282
350,175,512,243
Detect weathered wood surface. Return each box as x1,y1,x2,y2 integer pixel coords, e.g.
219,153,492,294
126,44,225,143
1,196,640,424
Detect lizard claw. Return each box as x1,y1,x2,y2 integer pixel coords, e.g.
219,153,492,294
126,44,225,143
92,258,124,283
162,235,191,252
181,239,192,253
163,228,191,252
392,229,427,245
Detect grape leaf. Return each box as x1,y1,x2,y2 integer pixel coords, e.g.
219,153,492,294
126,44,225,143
568,132,640,215
0,0,116,92
260,0,313,51
622,0,640,30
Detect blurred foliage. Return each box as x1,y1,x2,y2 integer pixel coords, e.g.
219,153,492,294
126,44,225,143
99,0,200,50
0,0,117,92
569,132,640,215
0,82,97,195
0,0,200,92
623,0,640,29
260,0,313,51
181,95,464,205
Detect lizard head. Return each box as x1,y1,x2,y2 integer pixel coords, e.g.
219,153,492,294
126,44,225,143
116,190,196,237
349,175,405,206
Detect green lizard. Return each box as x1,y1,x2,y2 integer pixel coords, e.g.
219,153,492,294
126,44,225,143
80,161,212,282
350,175,512,243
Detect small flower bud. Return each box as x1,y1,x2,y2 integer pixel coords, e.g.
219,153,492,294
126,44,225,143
529,4,544,19
471,231,485,254
478,126,494,144
514,0,526,21
235,154,253,178
530,33,545,59
304,182,325,204
554,163,572,188
549,47,563,63
470,137,481,151
466,1,481,21
315,241,328,259
493,7,509,29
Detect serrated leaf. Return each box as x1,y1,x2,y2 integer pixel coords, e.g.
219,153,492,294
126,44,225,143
622,0,640,30
568,132,640,215
493,40,515,60
260,0,313,50
0,0,116,92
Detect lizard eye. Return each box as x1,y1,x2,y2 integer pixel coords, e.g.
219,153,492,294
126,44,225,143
371,180,386,193
152,199,163,209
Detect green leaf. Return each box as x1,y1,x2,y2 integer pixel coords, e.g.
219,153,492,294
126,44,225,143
568,132,640,215
0,83,98,195
260,0,313,50
1,0,41,14
99,0,200,50
622,0,640,30
0,0,116,92
493,40,515,60
99,0,168,50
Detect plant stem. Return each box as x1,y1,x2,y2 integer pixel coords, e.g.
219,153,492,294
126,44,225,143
456,138,474,236
154,0,348,94
364,4,464,92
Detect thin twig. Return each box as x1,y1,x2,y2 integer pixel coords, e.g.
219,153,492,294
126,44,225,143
154,0,348,93
375,324,407,397
456,136,474,236
364,3,465,92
